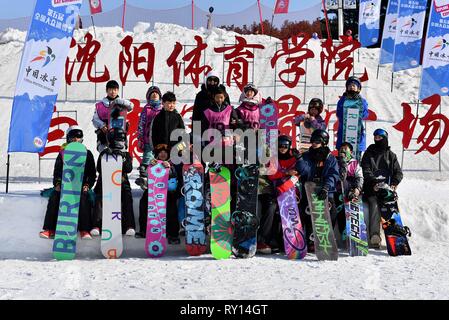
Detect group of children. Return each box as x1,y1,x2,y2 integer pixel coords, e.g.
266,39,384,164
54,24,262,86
40,74,403,255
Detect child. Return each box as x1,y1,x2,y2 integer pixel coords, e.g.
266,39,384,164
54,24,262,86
236,83,262,130
135,86,163,189
295,129,339,253
39,126,96,240
92,80,133,152
336,76,369,157
294,98,326,153
335,142,364,242
92,142,136,237
136,144,180,244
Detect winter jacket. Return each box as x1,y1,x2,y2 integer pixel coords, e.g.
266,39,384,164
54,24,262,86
137,102,163,146
336,93,369,151
201,101,239,134
361,144,403,196
92,97,133,130
338,158,363,192
94,151,133,195
295,149,340,194
268,149,301,193
151,109,186,149
236,101,261,130
294,114,326,131
53,147,96,189
192,83,230,123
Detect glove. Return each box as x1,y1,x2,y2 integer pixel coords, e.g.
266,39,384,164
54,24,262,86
348,188,359,201
317,187,329,200
265,96,273,104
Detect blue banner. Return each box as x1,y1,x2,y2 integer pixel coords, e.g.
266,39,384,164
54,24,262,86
359,0,382,47
419,0,449,99
392,0,427,72
8,0,83,153
379,0,399,65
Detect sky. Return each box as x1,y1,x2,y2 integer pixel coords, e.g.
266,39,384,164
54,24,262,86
0,0,322,19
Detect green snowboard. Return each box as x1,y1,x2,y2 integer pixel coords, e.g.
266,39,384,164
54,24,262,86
53,142,87,261
209,167,232,260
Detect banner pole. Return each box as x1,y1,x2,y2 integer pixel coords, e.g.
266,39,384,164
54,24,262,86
5,154,10,194
91,15,97,38
122,0,126,31
192,0,194,30
322,0,331,40
257,0,265,34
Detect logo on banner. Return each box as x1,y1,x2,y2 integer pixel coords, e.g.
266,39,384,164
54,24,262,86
435,0,449,16
31,47,56,67
401,18,418,29
91,0,100,8
52,0,83,7
34,137,44,148
431,38,449,51
363,2,377,17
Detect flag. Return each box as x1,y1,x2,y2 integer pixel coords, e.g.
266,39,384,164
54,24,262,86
358,0,382,47
89,0,102,15
7,0,83,153
392,0,427,72
344,0,357,9
274,0,289,14
379,0,399,65
326,0,338,10
419,0,449,99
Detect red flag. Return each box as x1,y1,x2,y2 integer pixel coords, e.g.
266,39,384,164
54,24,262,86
89,0,103,15
274,0,290,14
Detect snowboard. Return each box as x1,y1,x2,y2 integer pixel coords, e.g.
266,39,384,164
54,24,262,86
304,181,339,261
182,162,207,256
53,142,87,261
100,152,124,259
342,98,363,160
231,164,259,258
145,161,169,258
107,99,129,151
209,166,232,260
259,102,278,175
277,186,307,259
341,183,368,256
297,121,313,153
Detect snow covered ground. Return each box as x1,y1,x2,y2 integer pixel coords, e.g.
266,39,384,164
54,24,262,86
0,23,448,300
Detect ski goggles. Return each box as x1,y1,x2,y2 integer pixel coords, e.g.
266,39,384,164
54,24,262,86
373,128,388,138
207,77,219,83
279,144,290,149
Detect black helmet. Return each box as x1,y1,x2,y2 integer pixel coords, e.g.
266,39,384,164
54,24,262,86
308,98,324,113
278,135,292,148
66,125,83,143
310,129,329,146
106,80,119,90
346,76,361,90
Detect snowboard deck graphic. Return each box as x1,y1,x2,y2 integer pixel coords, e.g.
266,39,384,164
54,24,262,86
210,166,232,260
259,102,278,175
53,142,87,261
277,187,307,259
342,98,363,160
145,161,169,258
304,182,338,261
100,153,123,259
232,165,259,258
182,162,207,256
380,201,412,256
298,122,313,153
344,197,369,257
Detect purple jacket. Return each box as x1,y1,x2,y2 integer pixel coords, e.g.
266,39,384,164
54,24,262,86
138,102,163,145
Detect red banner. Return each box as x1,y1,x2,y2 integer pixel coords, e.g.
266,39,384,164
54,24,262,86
89,0,103,15
274,0,290,14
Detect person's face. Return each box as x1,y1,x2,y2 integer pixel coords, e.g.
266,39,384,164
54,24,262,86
374,135,383,142
347,83,358,92
214,93,225,105
339,145,351,158
311,141,322,149
163,100,176,111
309,106,319,116
150,92,160,101
245,89,255,98
69,136,83,143
158,150,168,161
278,143,289,154
207,77,219,87
107,87,119,99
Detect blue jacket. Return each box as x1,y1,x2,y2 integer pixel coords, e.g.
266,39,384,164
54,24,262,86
336,95,369,152
295,151,340,194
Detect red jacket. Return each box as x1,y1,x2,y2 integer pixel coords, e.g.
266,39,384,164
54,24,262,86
269,150,300,193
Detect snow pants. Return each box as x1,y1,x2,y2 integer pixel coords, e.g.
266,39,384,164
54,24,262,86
256,193,278,245
363,195,381,240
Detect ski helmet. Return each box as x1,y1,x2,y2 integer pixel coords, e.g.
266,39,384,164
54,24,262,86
205,70,220,88
373,128,388,138
308,98,324,113
66,125,83,143
345,76,362,90
243,83,259,96
310,129,330,146
278,135,292,148
106,80,119,90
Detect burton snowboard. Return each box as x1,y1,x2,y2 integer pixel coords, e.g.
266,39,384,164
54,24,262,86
53,142,87,261
277,186,307,259
304,182,338,261
182,162,207,256
231,165,259,258
259,101,278,175
100,152,123,259
209,166,232,260
145,161,169,258
342,98,363,160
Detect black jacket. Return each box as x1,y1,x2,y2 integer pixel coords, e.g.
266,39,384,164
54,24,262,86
94,151,133,194
192,83,231,123
361,144,403,196
53,149,96,189
151,109,185,148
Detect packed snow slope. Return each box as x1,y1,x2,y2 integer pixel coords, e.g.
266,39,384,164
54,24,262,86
0,23,448,300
